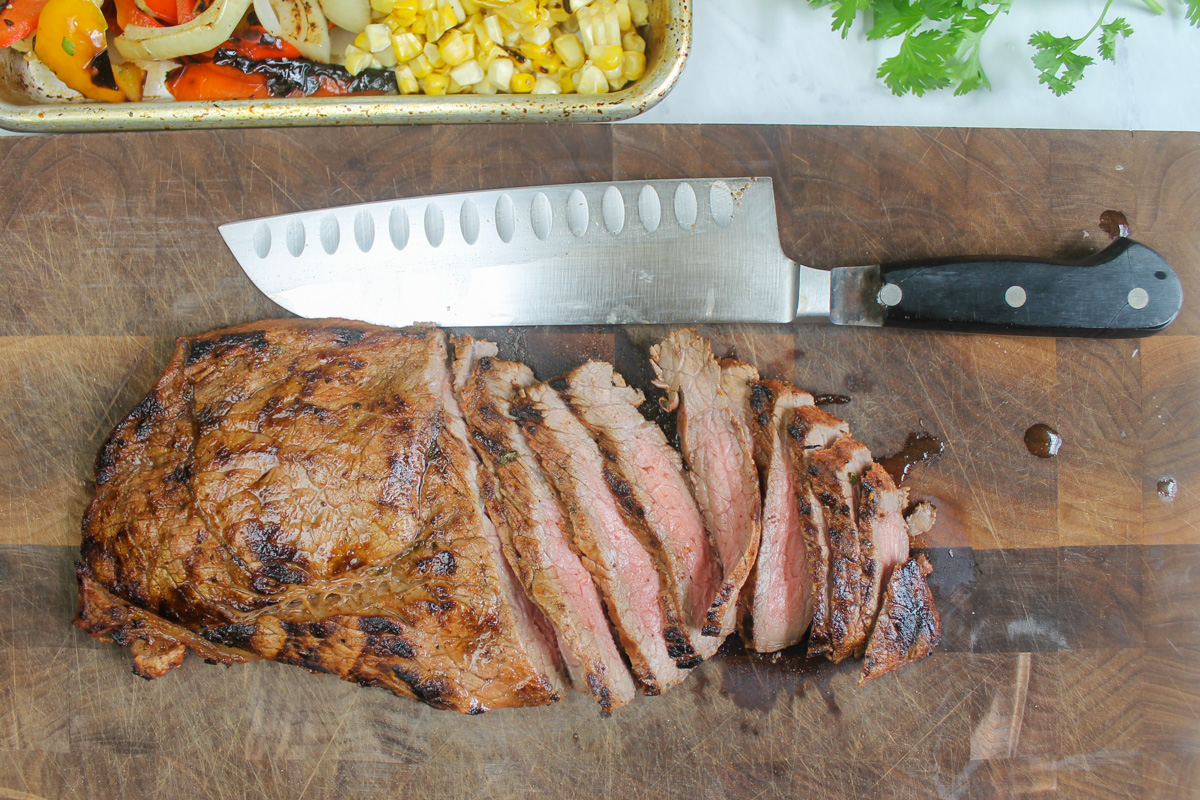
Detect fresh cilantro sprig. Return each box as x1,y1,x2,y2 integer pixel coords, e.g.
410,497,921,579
805,0,1200,97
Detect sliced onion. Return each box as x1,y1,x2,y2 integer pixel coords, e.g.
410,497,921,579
318,0,369,34
253,0,331,62
114,0,253,61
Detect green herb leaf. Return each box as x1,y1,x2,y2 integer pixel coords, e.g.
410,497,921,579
1185,0,1200,26
1028,30,1093,96
1098,17,1133,61
497,450,519,465
877,29,956,96
61,37,75,56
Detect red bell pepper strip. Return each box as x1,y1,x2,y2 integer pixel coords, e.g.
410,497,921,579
112,0,160,30
0,0,50,48
227,26,301,60
166,62,270,99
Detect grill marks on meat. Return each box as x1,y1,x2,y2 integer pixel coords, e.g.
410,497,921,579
452,339,636,711
856,462,910,652
785,406,849,658
78,320,944,712
76,320,565,714
553,362,722,664
514,382,690,694
808,437,874,663
859,553,941,684
650,330,761,642
736,379,816,653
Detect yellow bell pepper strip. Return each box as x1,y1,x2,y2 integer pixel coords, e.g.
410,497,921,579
33,0,126,102
0,0,51,48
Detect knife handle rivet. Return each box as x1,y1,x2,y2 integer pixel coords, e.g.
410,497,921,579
879,283,903,307
1128,287,1149,309
1005,285,1027,308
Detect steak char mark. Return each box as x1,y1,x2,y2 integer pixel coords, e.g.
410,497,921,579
453,338,637,711
76,320,565,714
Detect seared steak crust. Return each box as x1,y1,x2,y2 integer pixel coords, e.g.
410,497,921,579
453,339,636,711
859,553,941,684
555,361,722,665
785,406,849,657
808,437,873,663
855,462,910,655
76,320,564,714
650,330,761,642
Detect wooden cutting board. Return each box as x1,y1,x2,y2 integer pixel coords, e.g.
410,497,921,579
0,125,1196,799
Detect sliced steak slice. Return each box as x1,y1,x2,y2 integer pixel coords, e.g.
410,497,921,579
855,462,910,656
739,379,816,652
719,359,760,438
76,320,565,714
514,383,690,695
859,553,941,684
808,436,874,663
785,406,850,658
552,362,722,665
452,339,637,712
650,330,761,642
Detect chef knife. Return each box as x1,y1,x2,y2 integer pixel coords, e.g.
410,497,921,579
219,177,1182,337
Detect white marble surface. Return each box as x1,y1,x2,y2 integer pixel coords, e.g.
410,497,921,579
2,0,1197,134
638,0,1200,130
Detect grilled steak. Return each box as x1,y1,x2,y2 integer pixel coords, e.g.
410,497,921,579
855,462,910,655
859,553,941,684
513,382,691,694
785,406,850,657
552,362,722,665
808,436,874,662
651,330,762,641
76,320,565,714
739,379,816,653
453,339,637,711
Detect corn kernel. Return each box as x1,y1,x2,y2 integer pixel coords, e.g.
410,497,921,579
411,15,426,34
588,44,621,71
628,0,648,25
395,64,419,93
461,0,478,12
370,0,395,14
558,69,574,92
363,23,391,52
615,0,630,30
344,46,375,76
552,33,585,68
439,4,458,31
621,49,644,81
391,32,421,61
449,59,483,86
423,73,450,94
408,52,434,77
518,40,550,62
423,41,446,67
576,63,607,93
621,30,643,53
511,72,535,92
486,57,514,90
438,29,469,65
532,75,560,94
482,13,503,43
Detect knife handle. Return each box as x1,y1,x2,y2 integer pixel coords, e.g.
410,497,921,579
831,239,1182,338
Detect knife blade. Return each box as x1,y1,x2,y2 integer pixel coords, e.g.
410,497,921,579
219,177,1182,337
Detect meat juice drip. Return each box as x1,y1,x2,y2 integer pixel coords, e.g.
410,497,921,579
1099,209,1131,239
812,393,851,406
1024,424,1062,459
878,432,945,484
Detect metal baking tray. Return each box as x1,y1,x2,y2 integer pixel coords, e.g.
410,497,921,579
0,0,688,132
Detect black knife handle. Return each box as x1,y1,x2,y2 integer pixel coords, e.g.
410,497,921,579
883,238,1184,337
839,238,1182,337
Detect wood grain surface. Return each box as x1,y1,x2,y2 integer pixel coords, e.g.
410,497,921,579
1,124,1198,799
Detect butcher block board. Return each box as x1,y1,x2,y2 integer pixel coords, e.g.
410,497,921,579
1,125,1198,799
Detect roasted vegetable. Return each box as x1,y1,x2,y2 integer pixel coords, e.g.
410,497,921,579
0,0,51,48
33,0,124,101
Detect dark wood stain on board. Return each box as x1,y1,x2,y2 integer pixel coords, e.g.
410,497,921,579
0,125,1198,800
